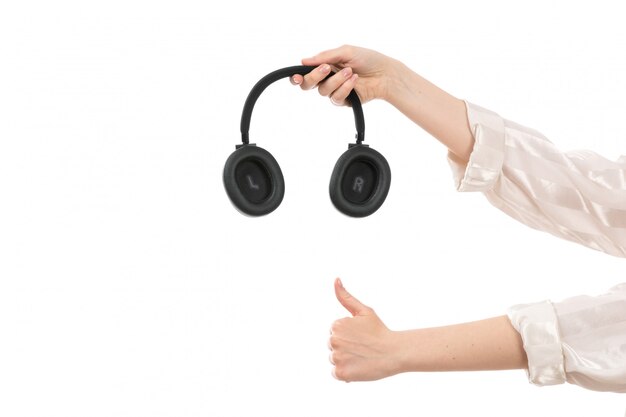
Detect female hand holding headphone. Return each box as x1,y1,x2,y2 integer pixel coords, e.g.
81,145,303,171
291,44,474,163
290,45,392,106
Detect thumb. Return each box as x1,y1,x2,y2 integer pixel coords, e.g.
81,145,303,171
302,45,354,67
334,278,371,316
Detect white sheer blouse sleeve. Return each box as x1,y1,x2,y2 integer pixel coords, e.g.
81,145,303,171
508,284,626,393
448,101,626,392
448,101,626,258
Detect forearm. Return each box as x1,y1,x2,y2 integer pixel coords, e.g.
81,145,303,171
395,315,527,372
383,59,474,163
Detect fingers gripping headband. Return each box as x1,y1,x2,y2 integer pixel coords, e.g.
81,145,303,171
240,66,365,145
224,66,391,217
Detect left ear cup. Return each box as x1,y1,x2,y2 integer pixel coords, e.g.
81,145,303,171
329,145,391,217
223,144,285,216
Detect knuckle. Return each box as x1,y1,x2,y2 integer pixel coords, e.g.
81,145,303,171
320,82,337,98
330,319,343,332
331,351,344,365
333,366,348,381
301,76,317,91
337,86,351,98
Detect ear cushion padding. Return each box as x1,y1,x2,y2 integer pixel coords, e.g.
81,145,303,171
329,145,391,217
223,145,285,216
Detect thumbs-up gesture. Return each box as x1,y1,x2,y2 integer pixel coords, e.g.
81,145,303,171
329,278,403,382
328,279,529,382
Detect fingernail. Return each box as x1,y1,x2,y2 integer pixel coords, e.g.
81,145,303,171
342,68,352,78
320,64,331,74
337,278,343,287
350,74,358,82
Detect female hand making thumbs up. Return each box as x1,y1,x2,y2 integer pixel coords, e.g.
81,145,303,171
329,278,526,382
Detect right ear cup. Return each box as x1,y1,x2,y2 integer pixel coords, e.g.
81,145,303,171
329,144,391,217
223,144,285,216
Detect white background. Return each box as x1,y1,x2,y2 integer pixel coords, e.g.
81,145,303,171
1,0,624,416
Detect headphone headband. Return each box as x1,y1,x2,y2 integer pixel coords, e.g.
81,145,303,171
239,65,365,145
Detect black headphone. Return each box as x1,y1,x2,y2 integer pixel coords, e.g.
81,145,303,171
223,66,391,217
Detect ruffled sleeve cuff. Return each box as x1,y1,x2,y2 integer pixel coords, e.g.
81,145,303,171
507,300,566,386
447,101,506,192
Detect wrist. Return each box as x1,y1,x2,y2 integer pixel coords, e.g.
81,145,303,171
385,330,417,376
381,58,416,104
